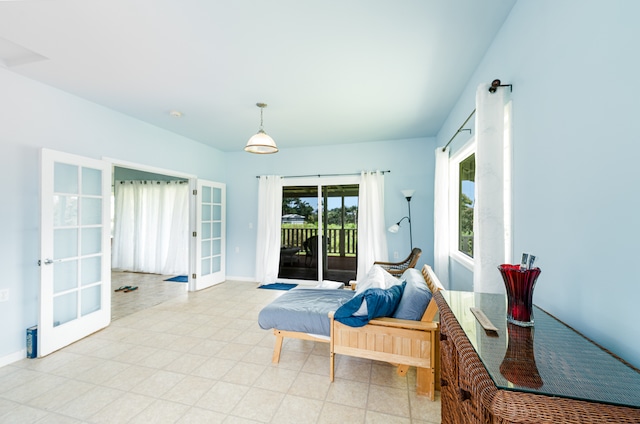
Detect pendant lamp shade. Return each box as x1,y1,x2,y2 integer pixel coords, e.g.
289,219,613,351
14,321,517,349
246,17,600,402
245,103,278,154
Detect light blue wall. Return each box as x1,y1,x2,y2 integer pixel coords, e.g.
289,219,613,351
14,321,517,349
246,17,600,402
0,68,226,362
437,0,640,367
224,138,436,280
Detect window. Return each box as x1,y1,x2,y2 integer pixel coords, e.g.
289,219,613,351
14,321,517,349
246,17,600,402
458,154,475,257
449,139,476,269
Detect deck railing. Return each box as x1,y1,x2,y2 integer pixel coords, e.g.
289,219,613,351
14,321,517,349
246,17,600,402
281,227,357,256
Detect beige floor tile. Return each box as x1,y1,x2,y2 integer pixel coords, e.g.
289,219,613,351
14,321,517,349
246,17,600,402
253,366,298,393
101,364,156,391
128,398,191,424
176,406,226,423
325,378,370,408
160,375,216,406
365,410,411,423
271,394,324,424
288,372,332,401
53,385,124,420
301,353,331,376
130,369,186,397
196,381,249,414
230,387,284,422
370,362,409,389
0,404,49,424
318,402,366,424
192,357,236,380
163,352,209,374
221,362,268,386
27,379,95,411
334,356,372,383
409,390,441,422
88,392,155,424
366,384,410,418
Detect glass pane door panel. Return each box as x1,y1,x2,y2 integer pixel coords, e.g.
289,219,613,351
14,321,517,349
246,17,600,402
53,292,78,327
202,186,212,203
212,222,221,238
213,205,221,220
212,256,221,273
81,198,102,225
53,260,78,294
202,258,211,276
202,240,211,258
212,239,221,255
54,228,78,259
54,163,78,194
81,167,102,195
213,187,221,203
81,257,101,286
202,204,211,221
53,196,78,226
81,228,101,255
81,286,101,316
202,223,211,239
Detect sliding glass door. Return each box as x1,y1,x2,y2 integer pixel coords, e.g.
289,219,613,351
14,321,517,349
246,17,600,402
278,177,359,283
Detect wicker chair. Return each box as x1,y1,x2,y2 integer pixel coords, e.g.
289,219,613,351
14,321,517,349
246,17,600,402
374,247,422,276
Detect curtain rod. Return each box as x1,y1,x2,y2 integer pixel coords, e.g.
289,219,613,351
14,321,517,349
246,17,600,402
256,170,391,179
441,109,476,152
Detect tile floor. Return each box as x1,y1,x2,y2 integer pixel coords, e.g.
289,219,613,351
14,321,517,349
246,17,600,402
0,276,441,423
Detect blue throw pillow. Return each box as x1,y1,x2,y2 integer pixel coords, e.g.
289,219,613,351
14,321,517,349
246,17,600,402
334,282,406,327
393,268,432,320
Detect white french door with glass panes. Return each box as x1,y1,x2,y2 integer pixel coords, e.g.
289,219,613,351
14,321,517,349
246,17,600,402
39,149,111,357
192,180,226,290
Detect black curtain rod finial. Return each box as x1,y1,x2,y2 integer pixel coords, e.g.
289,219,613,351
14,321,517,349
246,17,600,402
489,79,513,93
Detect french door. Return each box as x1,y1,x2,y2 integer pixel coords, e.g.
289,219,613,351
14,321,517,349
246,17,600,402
191,180,226,290
39,149,111,357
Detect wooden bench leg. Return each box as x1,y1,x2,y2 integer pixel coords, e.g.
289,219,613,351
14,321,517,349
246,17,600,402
330,352,335,381
396,364,409,376
416,367,435,401
272,331,284,363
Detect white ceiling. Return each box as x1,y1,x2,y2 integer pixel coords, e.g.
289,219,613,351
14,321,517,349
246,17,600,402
0,0,516,152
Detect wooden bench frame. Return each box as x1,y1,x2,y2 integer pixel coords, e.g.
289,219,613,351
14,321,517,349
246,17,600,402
269,264,443,400
330,264,442,400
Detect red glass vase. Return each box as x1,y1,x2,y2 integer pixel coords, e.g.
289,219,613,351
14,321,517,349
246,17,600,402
497,264,541,327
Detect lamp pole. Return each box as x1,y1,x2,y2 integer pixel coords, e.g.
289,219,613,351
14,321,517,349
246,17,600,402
406,196,413,250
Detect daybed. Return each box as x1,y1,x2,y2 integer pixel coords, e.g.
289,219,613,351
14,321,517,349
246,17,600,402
258,264,443,399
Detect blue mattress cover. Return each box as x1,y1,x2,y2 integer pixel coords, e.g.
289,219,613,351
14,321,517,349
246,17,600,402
258,288,355,336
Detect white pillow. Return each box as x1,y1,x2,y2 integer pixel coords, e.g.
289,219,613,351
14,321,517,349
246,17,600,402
355,265,401,295
315,280,345,289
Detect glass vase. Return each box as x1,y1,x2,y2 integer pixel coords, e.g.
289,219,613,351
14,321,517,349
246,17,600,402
497,264,541,327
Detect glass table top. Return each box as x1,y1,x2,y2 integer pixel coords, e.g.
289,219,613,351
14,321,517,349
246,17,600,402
441,291,640,408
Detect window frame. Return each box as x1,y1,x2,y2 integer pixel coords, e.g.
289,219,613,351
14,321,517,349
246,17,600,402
449,138,476,271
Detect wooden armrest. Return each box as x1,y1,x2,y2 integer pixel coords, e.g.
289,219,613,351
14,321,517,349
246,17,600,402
367,317,439,331
373,260,398,266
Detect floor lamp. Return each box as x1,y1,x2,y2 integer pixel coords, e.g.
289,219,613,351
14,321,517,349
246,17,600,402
388,189,415,251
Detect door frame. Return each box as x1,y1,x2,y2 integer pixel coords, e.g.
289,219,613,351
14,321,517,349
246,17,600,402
104,158,199,290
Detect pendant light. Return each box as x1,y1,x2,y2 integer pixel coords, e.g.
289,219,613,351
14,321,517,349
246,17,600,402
245,102,278,154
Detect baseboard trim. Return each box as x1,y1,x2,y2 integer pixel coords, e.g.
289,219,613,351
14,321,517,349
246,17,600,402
0,349,26,368
225,275,257,282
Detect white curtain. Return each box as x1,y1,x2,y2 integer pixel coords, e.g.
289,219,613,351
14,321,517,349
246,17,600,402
356,171,388,280
112,180,189,275
255,175,283,285
433,147,450,288
473,83,512,293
